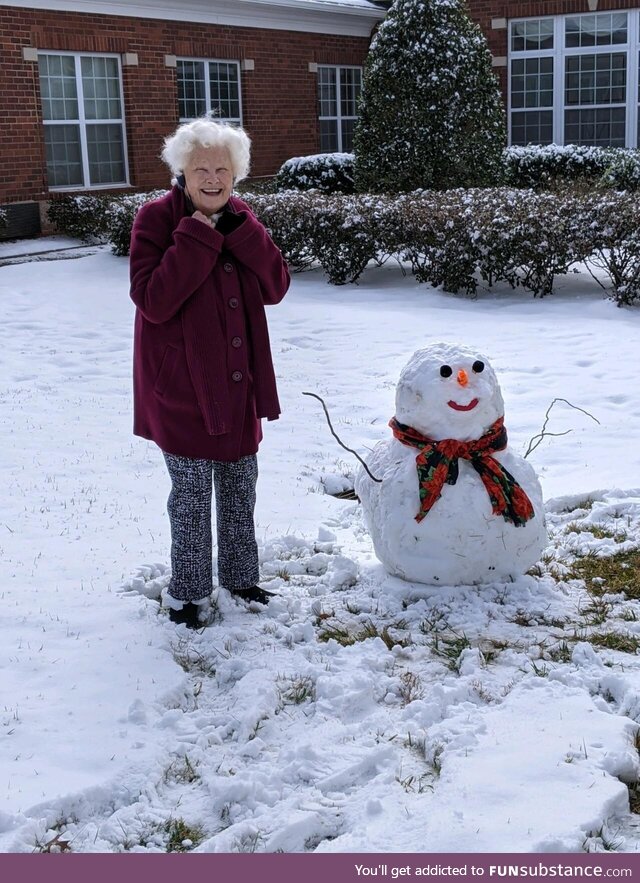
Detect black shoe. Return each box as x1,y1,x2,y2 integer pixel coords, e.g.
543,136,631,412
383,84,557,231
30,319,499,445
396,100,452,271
230,586,276,605
169,602,201,629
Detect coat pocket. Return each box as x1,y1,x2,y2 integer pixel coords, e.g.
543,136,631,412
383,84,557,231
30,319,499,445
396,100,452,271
154,345,179,396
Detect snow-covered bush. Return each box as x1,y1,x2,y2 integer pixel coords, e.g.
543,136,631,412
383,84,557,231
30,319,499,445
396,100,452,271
244,190,318,272
599,150,640,192
354,0,506,192
581,191,640,305
47,191,166,254
276,154,355,194
43,186,640,304
104,192,166,256
504,144,612,190
0,207,7,233
47,194,110,243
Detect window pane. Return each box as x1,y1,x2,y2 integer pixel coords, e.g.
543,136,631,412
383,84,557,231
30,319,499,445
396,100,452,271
209,62,241,121
38,54,78,121
44,124,84,186
341,118,356,152
565,12,627,48
86,123,126,184
511,19,554,52
564,106,626,146
319,119,338,152
177,60,206,120
511,110,553,145
340,67,362,118
81,56,121,120
318,67,337,117
511,57,553,110
564,53,626,106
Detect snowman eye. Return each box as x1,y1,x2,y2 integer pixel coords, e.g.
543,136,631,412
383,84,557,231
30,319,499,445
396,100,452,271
440,365,453,378
472,360,485,373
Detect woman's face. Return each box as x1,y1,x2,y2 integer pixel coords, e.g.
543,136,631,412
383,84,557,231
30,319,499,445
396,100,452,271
183,145,234,215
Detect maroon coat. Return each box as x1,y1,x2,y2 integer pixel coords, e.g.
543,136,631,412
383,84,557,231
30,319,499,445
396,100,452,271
129,186,290,460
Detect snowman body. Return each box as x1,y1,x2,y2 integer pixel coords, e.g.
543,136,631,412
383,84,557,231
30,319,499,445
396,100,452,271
355,344,547,585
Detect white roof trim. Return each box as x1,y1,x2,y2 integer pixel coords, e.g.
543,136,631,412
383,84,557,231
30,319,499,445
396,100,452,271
1,0,386,36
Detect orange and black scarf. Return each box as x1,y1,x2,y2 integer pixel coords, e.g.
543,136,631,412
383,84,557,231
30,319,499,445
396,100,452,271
389,416,535,526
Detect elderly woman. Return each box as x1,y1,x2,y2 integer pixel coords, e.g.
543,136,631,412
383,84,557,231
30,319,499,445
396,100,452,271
129,119,290,628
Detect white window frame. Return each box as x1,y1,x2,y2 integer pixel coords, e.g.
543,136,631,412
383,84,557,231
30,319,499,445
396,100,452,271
176,57,243,124
508,10,640,148
317,64,362,153
38,51,129,192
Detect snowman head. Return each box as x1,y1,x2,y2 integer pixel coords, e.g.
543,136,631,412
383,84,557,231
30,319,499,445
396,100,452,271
395,343,505,442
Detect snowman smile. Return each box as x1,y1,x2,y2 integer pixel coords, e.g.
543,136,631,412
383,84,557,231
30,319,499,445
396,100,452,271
447,398,479,411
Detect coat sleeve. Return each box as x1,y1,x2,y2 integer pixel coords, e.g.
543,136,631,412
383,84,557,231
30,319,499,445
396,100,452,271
129,201,225,324
221,208,290,305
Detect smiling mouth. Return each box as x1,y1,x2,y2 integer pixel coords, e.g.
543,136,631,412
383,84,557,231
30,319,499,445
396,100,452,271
447,398,479,411
202,189,223,195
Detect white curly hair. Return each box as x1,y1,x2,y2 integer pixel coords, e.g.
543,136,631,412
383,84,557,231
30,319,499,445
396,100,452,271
160,118,251,182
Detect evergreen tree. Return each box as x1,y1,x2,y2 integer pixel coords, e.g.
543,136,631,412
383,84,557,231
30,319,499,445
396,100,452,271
354,0,506,193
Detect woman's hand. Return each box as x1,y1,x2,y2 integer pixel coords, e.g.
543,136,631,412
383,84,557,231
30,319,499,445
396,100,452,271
192,210,215,226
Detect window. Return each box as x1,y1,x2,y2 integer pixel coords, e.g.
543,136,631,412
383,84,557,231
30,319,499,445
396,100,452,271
509,11,638,148
317,65,362,152
38,53,127,189
510,56,554,145
177,59,241,123
564,52,627,146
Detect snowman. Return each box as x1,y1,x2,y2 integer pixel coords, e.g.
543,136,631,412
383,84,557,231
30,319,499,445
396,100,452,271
354,343,547,585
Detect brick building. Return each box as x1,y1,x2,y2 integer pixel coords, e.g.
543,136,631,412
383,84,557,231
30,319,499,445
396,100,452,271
3,0,639,237
467,0,640,149
0,0,385,236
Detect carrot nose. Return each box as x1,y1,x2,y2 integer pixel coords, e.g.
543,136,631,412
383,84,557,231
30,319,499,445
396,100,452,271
457,369,469,387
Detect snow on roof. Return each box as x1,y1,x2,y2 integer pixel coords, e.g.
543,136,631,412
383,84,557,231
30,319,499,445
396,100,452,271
2,0,387,36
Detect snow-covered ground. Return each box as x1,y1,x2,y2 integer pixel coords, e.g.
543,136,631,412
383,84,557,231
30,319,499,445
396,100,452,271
1,245,640,853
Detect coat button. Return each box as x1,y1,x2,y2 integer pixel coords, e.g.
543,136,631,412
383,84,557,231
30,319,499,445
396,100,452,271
231,336,242,348
223,262,234,273
228,297,239,308
231,371,243,382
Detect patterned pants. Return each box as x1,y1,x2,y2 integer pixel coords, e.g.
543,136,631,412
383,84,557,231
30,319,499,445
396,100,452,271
163,452,260,602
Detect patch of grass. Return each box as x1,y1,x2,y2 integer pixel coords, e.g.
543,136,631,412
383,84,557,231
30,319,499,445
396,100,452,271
568,549,640,599
171,638,216,676
565,522,628,542
627,782,640,814
480,638,511,665
163,754,200,784
471,680,495,703
396,772,433,793
275,568,291,582
529,659,550,677
232,830,265,853
546,640,574,664
509,610,568,629
277,674,316,706
33,832,72,854
164,818,204,852
317,619,411,649
317,623,354,645
419,610,450,635
582,825,623,852
580,598,613,626
620,607,638,622
586,631,640,654
398,671,424,705
431,633,471,672
562,498,595,513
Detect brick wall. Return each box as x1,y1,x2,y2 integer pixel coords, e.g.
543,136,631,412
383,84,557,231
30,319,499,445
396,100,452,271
0,5,371,204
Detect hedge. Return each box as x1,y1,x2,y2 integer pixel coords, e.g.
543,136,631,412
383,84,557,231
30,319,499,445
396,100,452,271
275,145,640,194
275,153,355,194
47,187,640,305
